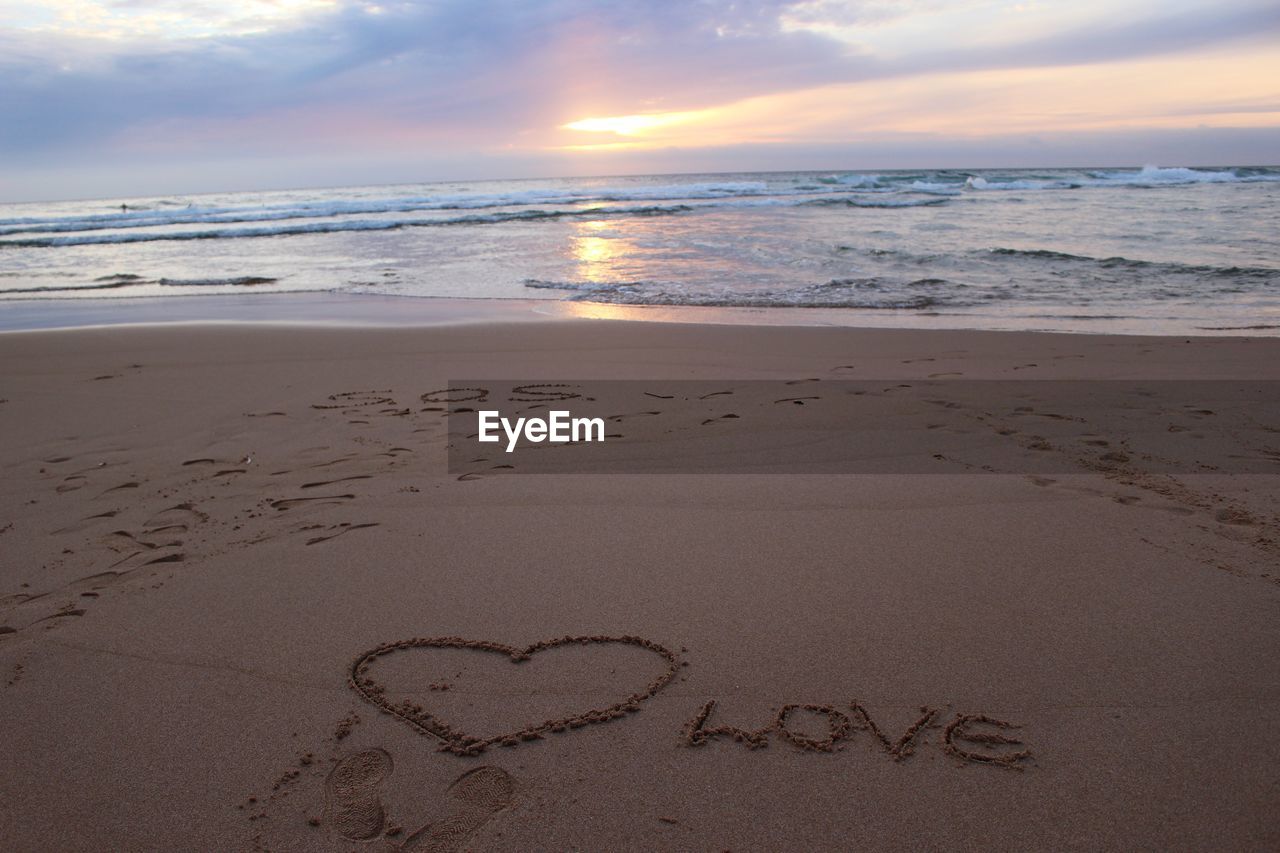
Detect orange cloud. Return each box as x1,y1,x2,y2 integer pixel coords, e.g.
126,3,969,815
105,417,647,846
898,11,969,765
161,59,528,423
544,41,1280,153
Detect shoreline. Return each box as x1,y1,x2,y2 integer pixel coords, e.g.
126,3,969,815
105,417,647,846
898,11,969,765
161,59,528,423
2,291,1277,337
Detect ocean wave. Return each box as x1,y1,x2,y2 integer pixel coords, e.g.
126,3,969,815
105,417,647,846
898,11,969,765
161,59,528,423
1,275,279,294
965,176,1082,191
0,191,963,247
6,166,1275,243
802,196,950,209
848,197,950,208
984,247,1279,279
523,277,980,309
0,181,829,237
797,165,1275,195
907,181,964,196
817,174,886,188
0,191,932,243
2,280,141,294
0,181,769,228
856,247,947,263
159,276,277,287
1084,165,1276,186
0,204,700,248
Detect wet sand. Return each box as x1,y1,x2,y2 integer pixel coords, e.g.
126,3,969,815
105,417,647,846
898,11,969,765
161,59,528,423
1,319,1278,851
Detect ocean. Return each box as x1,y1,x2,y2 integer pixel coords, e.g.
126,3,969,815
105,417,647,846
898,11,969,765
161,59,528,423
1,165,1277,334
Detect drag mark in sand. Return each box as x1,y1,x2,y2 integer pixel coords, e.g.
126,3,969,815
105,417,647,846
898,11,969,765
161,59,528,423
349,635,681,755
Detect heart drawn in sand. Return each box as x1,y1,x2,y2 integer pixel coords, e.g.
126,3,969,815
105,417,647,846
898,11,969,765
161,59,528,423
348,635,681,755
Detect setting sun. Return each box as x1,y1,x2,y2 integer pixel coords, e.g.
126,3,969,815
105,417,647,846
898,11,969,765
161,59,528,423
562,111,704,137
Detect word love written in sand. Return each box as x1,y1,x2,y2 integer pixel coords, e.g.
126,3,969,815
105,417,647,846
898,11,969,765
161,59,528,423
349,635,1032,769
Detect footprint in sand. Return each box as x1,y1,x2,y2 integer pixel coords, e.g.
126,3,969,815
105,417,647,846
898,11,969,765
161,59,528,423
324,754,512,850
1215,507,1258,526
325,748,394,841
402,766,514,852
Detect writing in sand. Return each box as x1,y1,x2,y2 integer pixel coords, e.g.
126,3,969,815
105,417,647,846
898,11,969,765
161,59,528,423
349,635,1033,770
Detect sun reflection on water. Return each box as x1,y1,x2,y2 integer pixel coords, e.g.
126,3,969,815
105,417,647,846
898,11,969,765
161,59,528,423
571,219,626,282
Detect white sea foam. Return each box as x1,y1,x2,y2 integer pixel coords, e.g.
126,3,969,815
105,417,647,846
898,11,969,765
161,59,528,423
1087,165,1252,186
965,176,1081,191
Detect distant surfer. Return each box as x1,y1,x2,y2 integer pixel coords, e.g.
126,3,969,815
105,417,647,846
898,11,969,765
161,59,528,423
120,203,128,212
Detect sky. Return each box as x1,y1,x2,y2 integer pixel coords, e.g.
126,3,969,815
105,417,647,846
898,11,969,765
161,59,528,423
1,0,1278,201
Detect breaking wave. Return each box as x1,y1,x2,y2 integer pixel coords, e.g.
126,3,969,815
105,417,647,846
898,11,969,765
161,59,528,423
0,191,960,247
0,181,769,234
984,247,1279,280
0,204,701,247
5,165,1275,248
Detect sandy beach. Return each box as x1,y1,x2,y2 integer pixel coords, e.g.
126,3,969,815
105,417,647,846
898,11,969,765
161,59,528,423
1,316,1278,851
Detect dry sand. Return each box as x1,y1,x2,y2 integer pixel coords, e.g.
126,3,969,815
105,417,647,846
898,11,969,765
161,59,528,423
1,318,1278,851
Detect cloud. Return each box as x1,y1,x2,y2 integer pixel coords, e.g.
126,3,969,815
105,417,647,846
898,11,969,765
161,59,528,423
2,0,338,38
0,0,1276,181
